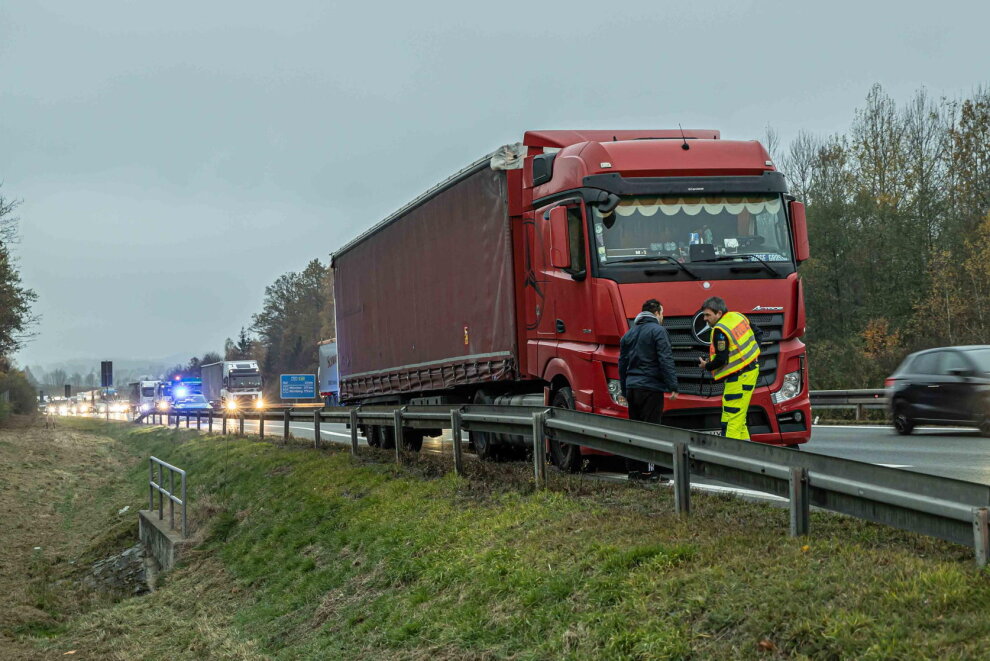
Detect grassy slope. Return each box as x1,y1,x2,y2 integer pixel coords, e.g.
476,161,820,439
29,420,990,659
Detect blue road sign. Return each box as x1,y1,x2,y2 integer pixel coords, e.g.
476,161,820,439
280,374,317,399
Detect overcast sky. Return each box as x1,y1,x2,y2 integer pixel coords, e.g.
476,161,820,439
3,0,988,370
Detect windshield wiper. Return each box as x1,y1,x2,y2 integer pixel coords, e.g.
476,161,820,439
693,254,781,277
608,255,699,279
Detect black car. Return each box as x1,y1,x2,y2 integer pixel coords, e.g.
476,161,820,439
886,345,990,435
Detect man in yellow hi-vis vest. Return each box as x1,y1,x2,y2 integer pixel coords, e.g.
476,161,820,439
696,296,761,440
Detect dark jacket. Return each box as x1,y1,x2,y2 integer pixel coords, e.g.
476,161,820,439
619,313,679,397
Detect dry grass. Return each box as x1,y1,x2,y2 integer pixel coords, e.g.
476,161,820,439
8,418,990,659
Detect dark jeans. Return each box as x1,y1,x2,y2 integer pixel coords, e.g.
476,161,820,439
626,388,665,473
627,388,665,424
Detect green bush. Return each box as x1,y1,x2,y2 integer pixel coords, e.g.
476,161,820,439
0,369,38,416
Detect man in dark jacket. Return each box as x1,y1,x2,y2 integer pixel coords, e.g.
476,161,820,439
619,298,679,425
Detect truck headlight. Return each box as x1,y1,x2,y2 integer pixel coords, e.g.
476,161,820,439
607,379,627,407
226,401,238,411
254,398,264,409
772,370,802,404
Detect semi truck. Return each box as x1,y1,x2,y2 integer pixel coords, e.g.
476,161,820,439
129,380,161,413
201,360,264,411
332,130,812,467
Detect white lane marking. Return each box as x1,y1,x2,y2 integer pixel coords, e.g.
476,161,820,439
813,424,975,432
877,464,913,468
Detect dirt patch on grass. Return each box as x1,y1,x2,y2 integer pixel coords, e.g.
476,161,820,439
0,420,138,657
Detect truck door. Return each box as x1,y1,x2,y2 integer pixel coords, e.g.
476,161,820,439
522,211,554,339
535,200,593,345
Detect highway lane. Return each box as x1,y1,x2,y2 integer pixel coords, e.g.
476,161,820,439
805,424,990,484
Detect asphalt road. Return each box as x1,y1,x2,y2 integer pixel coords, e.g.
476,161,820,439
805,424,990,484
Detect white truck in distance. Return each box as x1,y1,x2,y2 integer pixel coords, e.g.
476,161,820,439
129,380,161,414
201,360,264,411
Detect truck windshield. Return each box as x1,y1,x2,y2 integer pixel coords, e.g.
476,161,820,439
141,387,155,397
230,375,262,388
590,194,793,265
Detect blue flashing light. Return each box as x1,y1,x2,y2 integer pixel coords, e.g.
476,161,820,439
174,386,189,398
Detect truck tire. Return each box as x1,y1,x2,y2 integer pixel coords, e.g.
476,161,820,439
469,390,499,460
402,429,425,452
365,426,381,448
549,387,584,473
380,426,396,450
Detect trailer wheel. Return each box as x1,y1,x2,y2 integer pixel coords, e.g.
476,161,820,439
402,429,424,452
469,390,499,460
549,387,584,473
380,426,396,449
365,426,381,448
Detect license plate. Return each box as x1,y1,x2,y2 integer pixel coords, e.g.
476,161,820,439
706,429,723,436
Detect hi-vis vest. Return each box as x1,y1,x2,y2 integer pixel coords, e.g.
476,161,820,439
708,311,760,381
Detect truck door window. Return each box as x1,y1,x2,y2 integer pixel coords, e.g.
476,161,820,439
567,207,586,274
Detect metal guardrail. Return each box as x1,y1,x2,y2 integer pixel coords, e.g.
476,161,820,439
149,456,187,538
137,404,990,565
809,389,887,419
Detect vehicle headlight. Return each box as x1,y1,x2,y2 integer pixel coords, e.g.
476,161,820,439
606,378,627,406
157,401,170,411
254,397,264,409
226,401,238,411
772,370,802,404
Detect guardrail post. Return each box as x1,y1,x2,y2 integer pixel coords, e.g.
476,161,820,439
239,414,245,436
158,463,164,521
169,469,175,531
531,409,548,487
181,470,187,538
196,413,201,430
222,413,227,435
393,407,406,464
314,410,321,448
174,413,179,429
789,467,810,537
856,403,864,421
350,408,359,456
673,442,690,515
973,508,990,567
208,411,213,434
451,408,464,476
283,409,290,443
259,412,265,440
148,458,153,511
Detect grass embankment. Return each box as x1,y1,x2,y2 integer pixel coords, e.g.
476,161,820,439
7,418,990,659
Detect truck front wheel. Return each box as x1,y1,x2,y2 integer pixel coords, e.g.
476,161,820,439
549,387,583,473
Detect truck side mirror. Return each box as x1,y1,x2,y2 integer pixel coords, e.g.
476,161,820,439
548,206,571,269
789,200,810,263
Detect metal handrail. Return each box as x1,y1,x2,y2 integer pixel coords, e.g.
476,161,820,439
139,403,990,565
149,456,187,538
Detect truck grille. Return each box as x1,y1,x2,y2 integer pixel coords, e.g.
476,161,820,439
650,313,784,397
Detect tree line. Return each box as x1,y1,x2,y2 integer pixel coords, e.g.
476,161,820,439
773,84,990,388
0,190,38,419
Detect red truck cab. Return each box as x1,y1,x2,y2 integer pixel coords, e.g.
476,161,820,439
508,130,811,469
